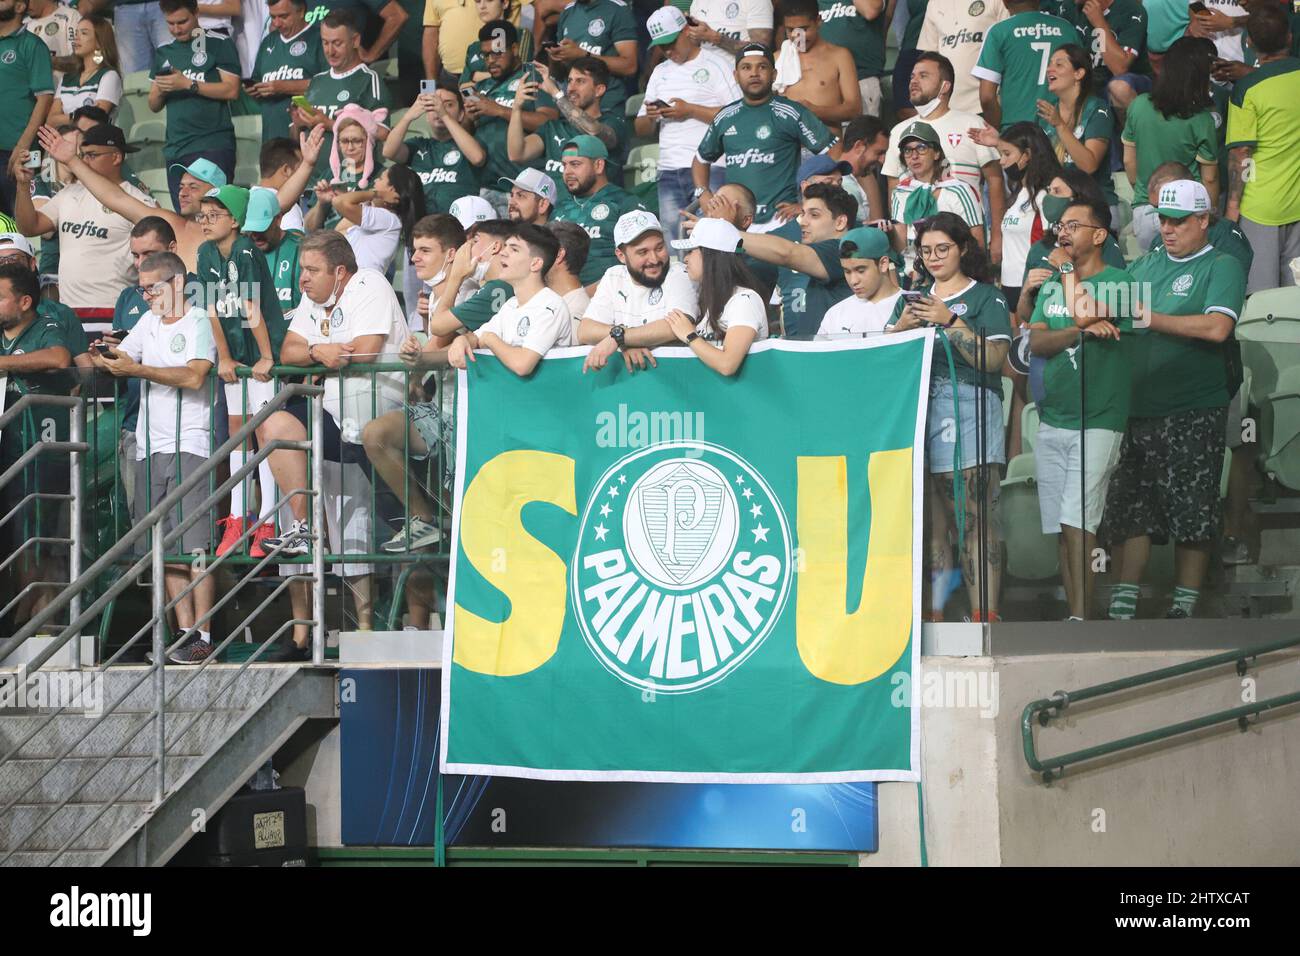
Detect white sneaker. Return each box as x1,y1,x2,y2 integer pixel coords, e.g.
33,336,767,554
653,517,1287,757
262,519,312,556
382,517,443,552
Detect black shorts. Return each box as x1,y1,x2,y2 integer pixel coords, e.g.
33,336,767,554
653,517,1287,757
284,397,368,465
0,432,70,551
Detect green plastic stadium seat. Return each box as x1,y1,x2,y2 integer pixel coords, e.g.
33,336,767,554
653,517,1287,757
122,70,152,95
625,93,644,120
128,119,165,144
234,164,260,188
626,144,658,191
1020,401,1039,455
1000,453,1060,580
1257,365,1300,491
1001,375,1013,427
233,114,262,141
114,96,136,131
1236,286,1300,408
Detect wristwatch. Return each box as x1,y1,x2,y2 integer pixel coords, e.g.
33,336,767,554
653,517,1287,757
189,79,200,94
685,331,701,343
691,186,705,200
1058,260,1075,275
609,323,626,350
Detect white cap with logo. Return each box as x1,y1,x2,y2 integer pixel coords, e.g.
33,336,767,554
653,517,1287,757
449,195,497,229
647,6,688,46
613,210,663,247
670,218,743,254
498,168,558,205
0,233,36,258
1156,179,1212,219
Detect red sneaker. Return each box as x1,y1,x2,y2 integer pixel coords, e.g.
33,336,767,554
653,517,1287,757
249,521,276,559
216,515,249,557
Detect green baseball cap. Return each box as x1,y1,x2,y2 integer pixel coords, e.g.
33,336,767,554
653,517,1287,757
899,121,942,149
562,135,609,160
203,185,250,228
839,226,892,261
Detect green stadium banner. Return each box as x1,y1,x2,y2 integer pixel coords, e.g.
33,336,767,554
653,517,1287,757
441,331,933,783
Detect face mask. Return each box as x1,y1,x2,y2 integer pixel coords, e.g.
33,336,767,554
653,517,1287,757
472,257,491,284
1041,194,1071,225
914,96,942,118
428,269,447,288
1005,162,1026,189
320,273,344,309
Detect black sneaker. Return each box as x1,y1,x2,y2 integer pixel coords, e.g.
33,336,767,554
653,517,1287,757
167,633,216,664
260,639,312,663
1165,606,1190,620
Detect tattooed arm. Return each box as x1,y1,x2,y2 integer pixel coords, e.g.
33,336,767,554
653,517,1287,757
945,320,1010,370
1225,145,1252,222
555,91,618,151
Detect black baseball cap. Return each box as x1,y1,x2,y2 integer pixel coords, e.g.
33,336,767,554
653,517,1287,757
737,42,775,65
80,124,139,154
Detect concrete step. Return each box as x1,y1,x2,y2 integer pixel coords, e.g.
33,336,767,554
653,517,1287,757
98,664,294,712
0,755,201,804
0,850,108,866
0,801,151,852
0,709,247,760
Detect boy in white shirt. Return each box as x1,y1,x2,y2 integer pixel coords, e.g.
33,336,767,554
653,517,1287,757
449,224,574,375
816,226,903,337
95,251,220,664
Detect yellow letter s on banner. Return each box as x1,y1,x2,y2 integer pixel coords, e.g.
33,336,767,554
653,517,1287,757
453,450,576,676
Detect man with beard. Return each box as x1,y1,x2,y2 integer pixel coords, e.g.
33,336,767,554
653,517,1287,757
579,210,699,372
879,52,1004,263
507,58,628,188
463,20,558,187
826,115,891,224
693,43,832,239
552,135,646,290
502,168,558,226
385,86,486,216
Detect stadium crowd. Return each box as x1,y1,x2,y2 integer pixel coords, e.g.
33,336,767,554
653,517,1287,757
0,0,1298,659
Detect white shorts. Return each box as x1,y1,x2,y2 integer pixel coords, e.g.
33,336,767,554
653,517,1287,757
277,460,375,578
223,376,276,419
1035,423,1124,534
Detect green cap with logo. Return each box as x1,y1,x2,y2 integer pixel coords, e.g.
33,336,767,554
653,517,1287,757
1156,179,1212,219
204,186,250,229
562,135,609,160
839,227,892,261
898,121,941,149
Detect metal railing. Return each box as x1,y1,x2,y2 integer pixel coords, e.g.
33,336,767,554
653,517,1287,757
1021,635,1300,784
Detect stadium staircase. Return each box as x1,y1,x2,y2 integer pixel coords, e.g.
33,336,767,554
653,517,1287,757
0,386,340,866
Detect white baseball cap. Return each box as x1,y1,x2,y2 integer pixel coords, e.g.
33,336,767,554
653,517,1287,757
647,6,687,46
670,218,743,254
499,168,558,205
1156,179,1212,219
0,233,35,258
613,210,663,246
449,195,497,229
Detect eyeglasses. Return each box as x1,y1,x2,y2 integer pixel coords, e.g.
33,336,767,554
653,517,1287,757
78,149,116,160
1058,220,1104,234
919,242,955,260
195,213,230,224
139,282,169,299
901,144,933,157
337,137,367,147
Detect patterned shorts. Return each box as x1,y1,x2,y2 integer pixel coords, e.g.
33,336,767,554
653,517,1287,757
1099,406,1228,546
409,400,456,495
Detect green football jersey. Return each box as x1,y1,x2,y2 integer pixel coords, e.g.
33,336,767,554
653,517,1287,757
776,238,851,339
553,182,646,285
305,62,391,181
537,108,629,189
817,0,886,79
253,24,327,142
886,279,1013,391
1150,217,1251,278
696,94,833,223
1046,0,1149,86
264,229,304,313
0,28,53,151
1044,94,1116,205
150,33,241,162
556,0,638,112
1031,264,1135,433
973,11,1075,130
452,279,513,330
404,135,483,213
1023,233,1127,280
1128,243,1246,418
472,63,556,184
0,312,78,398
196,235,289,366
1121,94,1218,209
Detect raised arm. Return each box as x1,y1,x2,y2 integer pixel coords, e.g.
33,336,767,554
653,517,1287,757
276,126,327,212
37,126,175,228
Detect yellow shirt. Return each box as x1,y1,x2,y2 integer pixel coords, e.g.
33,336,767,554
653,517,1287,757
423,0,531,75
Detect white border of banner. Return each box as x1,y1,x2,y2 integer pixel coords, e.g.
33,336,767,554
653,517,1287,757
441,329,934,783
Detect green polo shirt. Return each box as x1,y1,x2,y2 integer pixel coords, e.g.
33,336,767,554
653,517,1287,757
253,24,328,142
1121,94,1218,209
150,33,240,162
264,230,305,313
0,27,54,151
472,63,556,185
776,238,851,339
556,0,638,113
1031,265,1136,433
553,182,646,285
0,311,78,443
404,135,483,213
196,235,289,366
1128,243,1246,418
452,279,512,330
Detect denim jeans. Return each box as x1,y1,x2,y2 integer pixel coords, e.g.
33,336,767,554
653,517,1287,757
167,147,236,211
657,166,726,247
115,2,173,75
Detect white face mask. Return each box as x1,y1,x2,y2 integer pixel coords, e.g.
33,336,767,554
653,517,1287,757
914,96,943,118
427,269,447,289
319,272,344,309
471,257,491,284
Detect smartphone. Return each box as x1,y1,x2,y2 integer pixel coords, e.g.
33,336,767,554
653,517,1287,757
291,95,315,112
110,328,130,340
542,40,561,49
685,15,699,26
648,99,670,109
1188,1,1208,12
93,343,115,356
24,150,41,170
901,290,926,306
420,78,437,95
155,65,173,76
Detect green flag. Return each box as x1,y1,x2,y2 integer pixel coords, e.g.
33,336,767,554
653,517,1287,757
442,332,934,782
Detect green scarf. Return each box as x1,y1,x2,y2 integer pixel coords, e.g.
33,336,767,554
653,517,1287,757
903,184,940,223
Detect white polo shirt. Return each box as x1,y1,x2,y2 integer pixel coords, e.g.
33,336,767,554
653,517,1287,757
639,49,743,171
287,268,409,434
583,261,699,327
118,306,218,459
478,287,575,355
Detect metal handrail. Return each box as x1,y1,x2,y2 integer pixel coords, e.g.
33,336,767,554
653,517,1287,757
1021,635,1300,783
